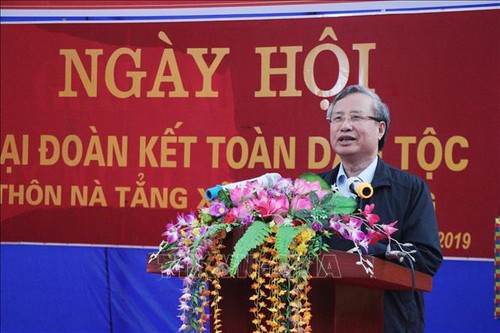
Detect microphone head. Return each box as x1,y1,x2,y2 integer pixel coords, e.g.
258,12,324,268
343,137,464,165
347,177,374,199
355,182,374,199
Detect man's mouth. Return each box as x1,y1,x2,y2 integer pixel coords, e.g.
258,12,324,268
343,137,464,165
338,136,356,144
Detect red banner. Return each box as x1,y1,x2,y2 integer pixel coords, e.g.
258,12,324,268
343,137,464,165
1,9,498,258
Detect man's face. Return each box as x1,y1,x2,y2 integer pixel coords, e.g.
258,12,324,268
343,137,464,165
329,92,386,160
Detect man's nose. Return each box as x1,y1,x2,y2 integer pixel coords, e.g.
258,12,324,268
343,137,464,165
339,118,354,129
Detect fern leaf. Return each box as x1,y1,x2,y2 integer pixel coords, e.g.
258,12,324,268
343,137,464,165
275,225,302,261
229,220,270,276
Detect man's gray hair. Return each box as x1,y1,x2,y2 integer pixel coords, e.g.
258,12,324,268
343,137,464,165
326,84,390,151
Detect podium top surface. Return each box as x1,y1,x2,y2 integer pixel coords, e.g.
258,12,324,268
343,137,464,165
147,249,432,292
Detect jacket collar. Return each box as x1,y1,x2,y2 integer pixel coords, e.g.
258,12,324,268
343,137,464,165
371,157,391,188
331,156,391,189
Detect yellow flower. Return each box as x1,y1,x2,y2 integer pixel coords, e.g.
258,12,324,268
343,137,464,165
295,243,308,255
301,227,315,243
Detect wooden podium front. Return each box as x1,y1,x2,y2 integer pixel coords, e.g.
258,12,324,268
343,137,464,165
147,250,432,333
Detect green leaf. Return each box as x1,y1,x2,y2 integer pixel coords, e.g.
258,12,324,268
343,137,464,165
293,210,311,220
329,192,357,214
229,220,271,277
299,172,330,190
309,191,320,205
320,191,334,205
275,225,302,261
217,188,234,207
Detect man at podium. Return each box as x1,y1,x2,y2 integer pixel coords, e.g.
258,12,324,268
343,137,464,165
320,85,443,333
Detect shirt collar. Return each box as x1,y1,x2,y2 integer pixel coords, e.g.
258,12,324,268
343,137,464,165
336,157,378,196
357,157,378,184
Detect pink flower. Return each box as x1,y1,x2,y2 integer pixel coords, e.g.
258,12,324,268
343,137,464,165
181,256,193,269
162,223,179,244
357,238,370,252
316,189,330,200
380,221,398,237
348,229,366,244
329,218,348,238
293,178,321,195
252,191,289,218
367,221,398,244
273,215,285,224
346,217,363,229
209,202,227,217
228,205,254,224
178,301,191,311
180,292,192,302
229,186,253,204
367,230,386,245
172,263,183,272
290,195,313,211
311,221,323,232
177,212,196,227
274,177,294,195
183,274,195,286
362,203,380,227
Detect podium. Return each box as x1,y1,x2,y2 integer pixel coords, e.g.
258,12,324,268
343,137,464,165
147,249,432,333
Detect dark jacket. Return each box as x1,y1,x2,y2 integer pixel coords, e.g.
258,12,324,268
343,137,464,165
319,158,443,333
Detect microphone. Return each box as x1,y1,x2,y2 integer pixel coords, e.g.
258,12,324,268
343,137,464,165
386,251,407,262
385,244,406,263
205,173,282,201
347,177,374,199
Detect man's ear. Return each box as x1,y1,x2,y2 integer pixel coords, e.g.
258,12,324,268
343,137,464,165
378,121,386,139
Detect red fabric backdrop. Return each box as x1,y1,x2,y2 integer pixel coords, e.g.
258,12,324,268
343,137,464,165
1,10,498,258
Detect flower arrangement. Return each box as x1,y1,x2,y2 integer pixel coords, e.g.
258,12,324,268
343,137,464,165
150,173,411,333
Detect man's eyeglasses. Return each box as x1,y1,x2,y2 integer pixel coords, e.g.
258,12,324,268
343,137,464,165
328,114,382,124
